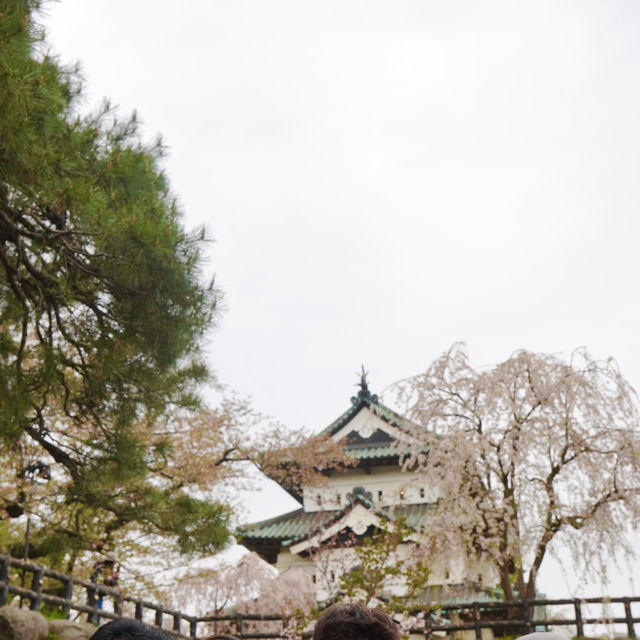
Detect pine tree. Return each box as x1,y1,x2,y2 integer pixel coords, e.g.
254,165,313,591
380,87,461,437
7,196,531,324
0,0,231,562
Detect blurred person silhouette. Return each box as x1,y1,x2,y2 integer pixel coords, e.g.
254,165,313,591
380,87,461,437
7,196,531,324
90,555,120,624
89,619,173,640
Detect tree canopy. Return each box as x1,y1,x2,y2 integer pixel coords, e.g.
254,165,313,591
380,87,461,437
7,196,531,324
0,0,229,563
393,345,640,600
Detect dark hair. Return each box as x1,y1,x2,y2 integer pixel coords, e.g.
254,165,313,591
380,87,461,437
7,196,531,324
89,619,173,640
313,604,401,640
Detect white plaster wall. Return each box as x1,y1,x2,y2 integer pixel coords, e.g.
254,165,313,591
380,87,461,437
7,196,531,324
310,545,410,602
311,545,359,602
426,552,498,586
303,465,441,511
275,548,315,576
280,539,499,603
309,542,438,602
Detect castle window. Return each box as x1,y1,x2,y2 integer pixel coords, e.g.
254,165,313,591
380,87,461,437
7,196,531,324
378,490,383,501
419,488,425,499
336,493,341,505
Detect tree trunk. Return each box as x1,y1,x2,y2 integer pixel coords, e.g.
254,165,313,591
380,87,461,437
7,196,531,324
499,564,515,601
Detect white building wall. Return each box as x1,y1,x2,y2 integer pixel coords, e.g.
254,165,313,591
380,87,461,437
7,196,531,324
275,548,315,575
303,465,441,512
302,541,499,603
291,541,498,603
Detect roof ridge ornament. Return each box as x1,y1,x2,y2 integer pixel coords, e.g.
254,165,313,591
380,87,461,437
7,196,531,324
351,365,379,405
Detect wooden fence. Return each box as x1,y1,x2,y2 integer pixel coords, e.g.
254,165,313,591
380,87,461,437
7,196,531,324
1,555,639,639
413,597,640,639
0,555,197,637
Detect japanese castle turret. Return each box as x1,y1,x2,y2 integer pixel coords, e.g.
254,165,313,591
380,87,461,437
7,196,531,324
238,373,496,604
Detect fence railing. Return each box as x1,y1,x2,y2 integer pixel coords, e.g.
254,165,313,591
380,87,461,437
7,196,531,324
1,554,639,639
410,597,640,639
0,555,197,637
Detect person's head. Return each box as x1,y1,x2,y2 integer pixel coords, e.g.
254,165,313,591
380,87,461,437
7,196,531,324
89,619,173,640
313,604,401,640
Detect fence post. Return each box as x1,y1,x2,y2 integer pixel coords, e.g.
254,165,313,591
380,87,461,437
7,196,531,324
114,594,123,617
189,619,198,640
574,599,584,639
0,557,8,607
624,598,636,639
135,600,143,622
155,605,163,629
523,600,533,634
87,584,98,625
173,613,181,634
29,567,43,611
424,612,432,640
62,577,73,618
473,603,482,640
235,613,243,638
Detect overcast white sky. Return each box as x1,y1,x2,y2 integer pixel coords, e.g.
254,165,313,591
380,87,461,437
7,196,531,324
43,0,640,599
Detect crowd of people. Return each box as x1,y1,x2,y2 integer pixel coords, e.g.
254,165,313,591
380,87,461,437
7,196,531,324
88,604,566,640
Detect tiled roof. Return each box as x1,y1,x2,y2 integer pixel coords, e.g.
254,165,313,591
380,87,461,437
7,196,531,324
237,502,432,543
318,383,416,465
347,445,413,461
321,388,409,438
237,507,339,543
384,503,433,529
